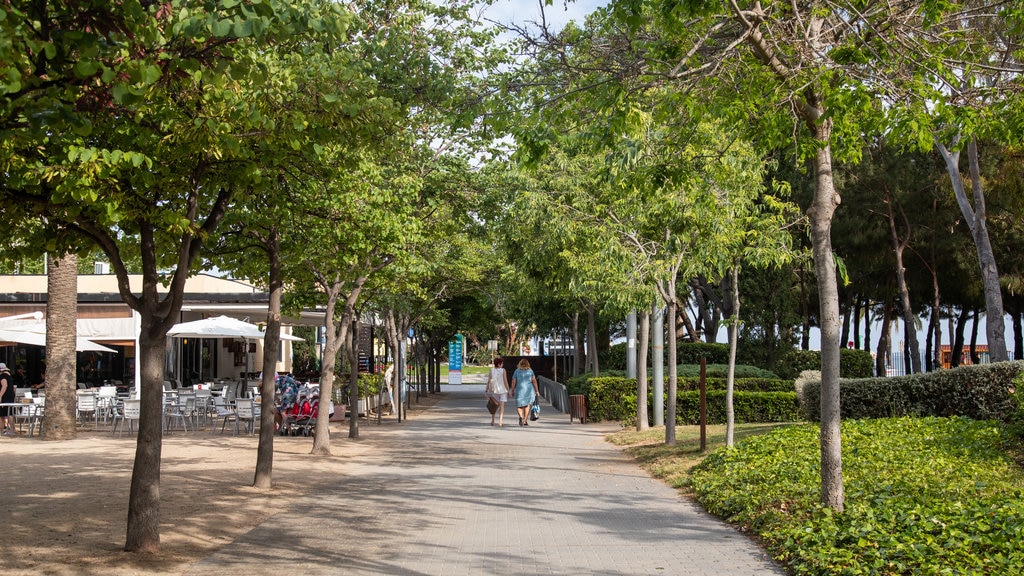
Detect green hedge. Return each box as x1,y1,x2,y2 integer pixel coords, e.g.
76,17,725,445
678,377,793,393
799,361,1024,422
586,376,800,425
774,348,874,380
676,391,800,424
676,364,779,379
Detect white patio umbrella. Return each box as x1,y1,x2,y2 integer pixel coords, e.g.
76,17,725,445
167,315,302,341
167,316,302,382
0,328,117,352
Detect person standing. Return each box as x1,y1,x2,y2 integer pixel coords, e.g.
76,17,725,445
485,358,509,426
511,358,539,427
0,363,16,436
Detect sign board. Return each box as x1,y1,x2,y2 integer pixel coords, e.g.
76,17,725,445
448,335,463,385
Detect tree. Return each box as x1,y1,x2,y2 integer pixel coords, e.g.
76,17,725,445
41,252,78,440
1,0,351,552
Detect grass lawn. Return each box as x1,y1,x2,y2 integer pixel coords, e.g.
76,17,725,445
607,423,796,491
439,364,490,377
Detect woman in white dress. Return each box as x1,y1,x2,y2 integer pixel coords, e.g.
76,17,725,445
485,358,509,426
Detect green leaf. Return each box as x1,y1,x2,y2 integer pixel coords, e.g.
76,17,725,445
233,19,254,38
141,64,162,85
212,19,232,37
74,60,99,78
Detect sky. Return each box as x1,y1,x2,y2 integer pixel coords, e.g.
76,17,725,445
478,0,609,34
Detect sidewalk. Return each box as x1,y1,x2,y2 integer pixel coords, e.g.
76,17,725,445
186,383,785,575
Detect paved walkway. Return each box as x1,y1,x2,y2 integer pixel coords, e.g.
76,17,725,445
187,381,784,575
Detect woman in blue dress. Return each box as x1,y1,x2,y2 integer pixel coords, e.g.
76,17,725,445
511,358,539,426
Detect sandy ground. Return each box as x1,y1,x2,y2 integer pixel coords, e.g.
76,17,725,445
0,395,441,576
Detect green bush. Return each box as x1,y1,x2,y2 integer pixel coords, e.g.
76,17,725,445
774,348,874,380
600,343,629,371
800,361,1024,422
675,391,800,424
587,377,637,422
678,377,793,393
690,417,1024,575
583,376,800,425
676,364,779,379
678,342,730,364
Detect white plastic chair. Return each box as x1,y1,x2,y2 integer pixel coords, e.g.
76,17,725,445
112,399,141,438
211,396,236,435
96,386,118,425
76,391,99,429
233,398,256,435
164,395,192,432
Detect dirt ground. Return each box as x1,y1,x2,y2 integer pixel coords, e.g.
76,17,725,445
0,396,441,576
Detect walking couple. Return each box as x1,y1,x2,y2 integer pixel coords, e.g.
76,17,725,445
485,358,539,427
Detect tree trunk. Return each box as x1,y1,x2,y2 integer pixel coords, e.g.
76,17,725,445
863,301,872,352
876,299,893,377
886,190,922,373
951,307,970,368
970,307,981,364
840,291,852,350
310,282,350,455
586,302,599,377
807,121,845,512
936,136,1008,362
348,320,359,439
253,228,283,489
928,265,942,372
853,297,862,350
40,252,78,440
799,263,810,350
665,293,678,445
725,264,739,448
569,313,579,377
125,314,168,553
636,310,650,431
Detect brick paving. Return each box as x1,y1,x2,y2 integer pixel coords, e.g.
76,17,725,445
186,380,785,576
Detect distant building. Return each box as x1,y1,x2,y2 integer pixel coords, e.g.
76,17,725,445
0,273,320,386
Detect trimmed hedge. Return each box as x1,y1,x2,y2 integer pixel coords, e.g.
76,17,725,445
586,376,800,425
774,348,874,380
678,377,793,393
676,391,800,424
676,364,779,379
799,361,1024,422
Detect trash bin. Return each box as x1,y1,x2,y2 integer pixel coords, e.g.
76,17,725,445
569,394,588,424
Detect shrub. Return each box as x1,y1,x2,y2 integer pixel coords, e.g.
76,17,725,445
799,361,1024,422
774,348,874,380
676,364,779,379
675,391,801,424
587,377,636,422
677,377,793,393
690,417,1024,575
584,375,800,425
678,342,730,364
600,343,629,371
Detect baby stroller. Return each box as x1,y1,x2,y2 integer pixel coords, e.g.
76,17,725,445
281,385,332,436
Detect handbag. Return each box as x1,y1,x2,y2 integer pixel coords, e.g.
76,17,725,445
487,395,499,415
529,399,540,421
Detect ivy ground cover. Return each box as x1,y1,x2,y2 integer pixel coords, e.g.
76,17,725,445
689,417,1024,574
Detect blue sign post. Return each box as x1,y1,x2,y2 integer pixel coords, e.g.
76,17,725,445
448,334,463,385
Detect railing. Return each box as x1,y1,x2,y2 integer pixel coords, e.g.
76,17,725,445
536,376,568,414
